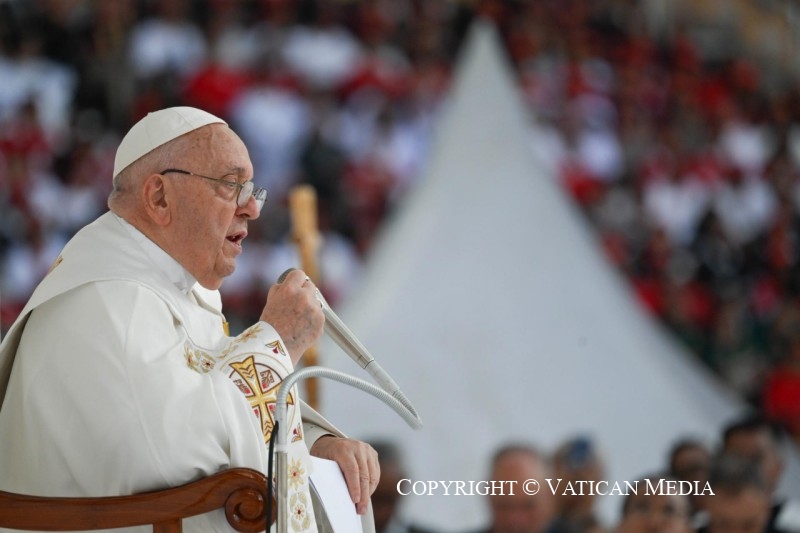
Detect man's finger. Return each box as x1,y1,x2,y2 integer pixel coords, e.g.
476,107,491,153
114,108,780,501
368,449,380,495
355,449,371,515
339,452,361,506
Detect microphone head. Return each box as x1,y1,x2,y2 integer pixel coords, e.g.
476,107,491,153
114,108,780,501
277,267,329,309
277,267,297,284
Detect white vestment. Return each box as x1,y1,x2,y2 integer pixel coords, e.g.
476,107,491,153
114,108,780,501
0,212,373,533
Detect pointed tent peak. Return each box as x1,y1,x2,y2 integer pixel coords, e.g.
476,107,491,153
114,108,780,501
401,16,552,213
342,16,563,330
450,18,518,100
429,18,533,168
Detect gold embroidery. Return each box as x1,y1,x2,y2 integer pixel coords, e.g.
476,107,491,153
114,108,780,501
239,323,263,343
289,492,311,532
184,344,215,373
222,321,229,336
291,423,303,443
266,340,287,357
287,457,306,490
219,323,264,358
227,355,294,443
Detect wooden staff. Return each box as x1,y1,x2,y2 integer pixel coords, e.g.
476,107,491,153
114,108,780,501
288,185,321,410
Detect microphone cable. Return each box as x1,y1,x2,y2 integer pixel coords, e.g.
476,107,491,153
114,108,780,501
266,420,278,533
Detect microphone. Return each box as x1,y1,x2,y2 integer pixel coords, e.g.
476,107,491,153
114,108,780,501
277,268,418,416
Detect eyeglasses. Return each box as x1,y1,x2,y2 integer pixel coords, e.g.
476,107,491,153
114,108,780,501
160,168,267,210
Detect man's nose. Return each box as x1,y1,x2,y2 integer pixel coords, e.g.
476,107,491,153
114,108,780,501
237,195,261,219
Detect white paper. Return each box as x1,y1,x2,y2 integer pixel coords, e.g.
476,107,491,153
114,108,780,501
309,456,363,533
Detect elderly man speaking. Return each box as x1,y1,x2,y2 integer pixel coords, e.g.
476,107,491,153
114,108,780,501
0,107,378,532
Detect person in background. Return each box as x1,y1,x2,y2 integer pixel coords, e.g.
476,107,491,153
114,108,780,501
667,438,713,525
699,454,772,533
616,474,692,533
471,443,558,533
369,440,438,533
721,416,800,532
550,436,606,533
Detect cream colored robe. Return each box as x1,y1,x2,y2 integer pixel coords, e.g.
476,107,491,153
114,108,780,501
0,212,373,533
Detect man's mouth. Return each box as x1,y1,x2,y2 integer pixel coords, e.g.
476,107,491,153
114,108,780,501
226,230,247,245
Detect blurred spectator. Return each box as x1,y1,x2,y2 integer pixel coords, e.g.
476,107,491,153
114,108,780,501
366,105,428,201
128,0,207,82
298,91,351,230
127,0,207,117
368,440,438,533
181,5,253,120
711,166,777,247
717,98,775,177
642,162,711,248
721,416,800,532
0,101,51,170
698,454,772,533
469,443,557,533
708,295,769,401
722,417,783,497
691,212,745,290
229,68,311,198
281,0,363,91
343,0,413,103
571,109,625,186
550,436,605,533
616,474,692,533
339,99,427,252
0,217,65,320
667,438,713,520
0,24,77,147
78,0,138,130
762,330,800,447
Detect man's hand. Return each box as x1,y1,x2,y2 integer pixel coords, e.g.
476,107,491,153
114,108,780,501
260,269,324,365
309,436,379,515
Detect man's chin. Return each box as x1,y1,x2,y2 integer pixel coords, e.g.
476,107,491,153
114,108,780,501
196,267,233,291
197,277,225,291
212,261,238,287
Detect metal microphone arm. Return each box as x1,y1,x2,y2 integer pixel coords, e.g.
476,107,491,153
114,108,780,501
276,267,421,420
274,366,423,533
316,290,421,421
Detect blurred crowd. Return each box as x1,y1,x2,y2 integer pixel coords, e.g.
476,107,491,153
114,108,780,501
371,416,797,533
0,0,799,443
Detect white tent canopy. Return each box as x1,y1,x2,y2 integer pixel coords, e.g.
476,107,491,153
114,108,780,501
316,20,789,531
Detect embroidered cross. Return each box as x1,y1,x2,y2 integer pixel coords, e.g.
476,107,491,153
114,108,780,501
228,355,294,443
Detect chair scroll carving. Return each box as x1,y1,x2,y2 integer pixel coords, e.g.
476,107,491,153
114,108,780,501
0,467,271,532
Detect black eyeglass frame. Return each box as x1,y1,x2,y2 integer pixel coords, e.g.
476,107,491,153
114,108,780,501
160,168,267,209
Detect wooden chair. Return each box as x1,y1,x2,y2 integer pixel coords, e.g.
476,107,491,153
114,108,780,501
0,468,272,532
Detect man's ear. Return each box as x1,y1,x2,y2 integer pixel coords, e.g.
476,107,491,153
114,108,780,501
142,173,172,226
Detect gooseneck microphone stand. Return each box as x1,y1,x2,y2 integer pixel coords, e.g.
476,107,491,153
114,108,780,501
274,366,423,533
